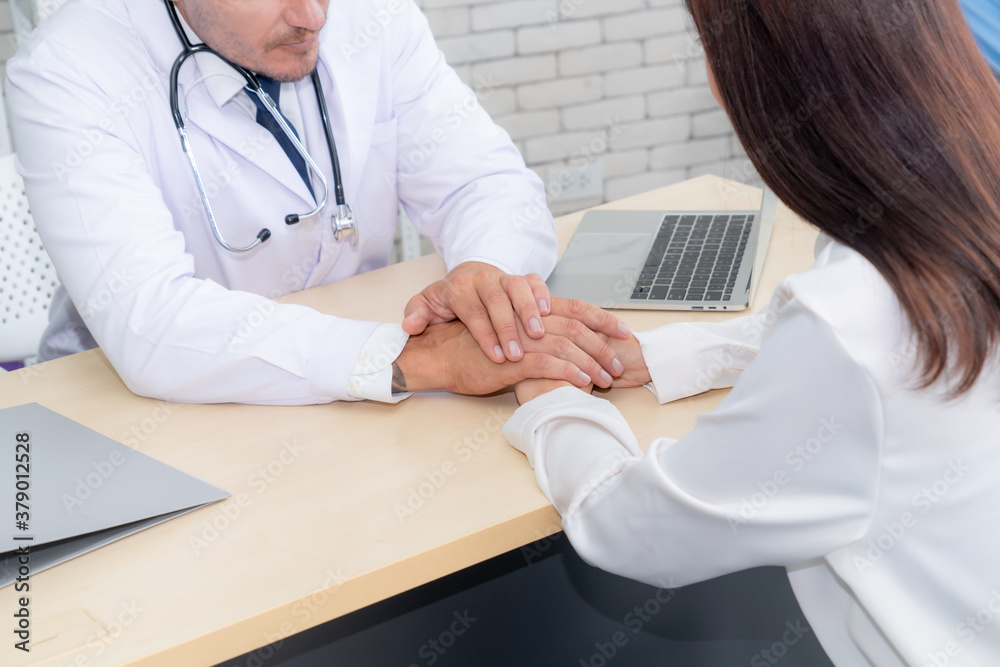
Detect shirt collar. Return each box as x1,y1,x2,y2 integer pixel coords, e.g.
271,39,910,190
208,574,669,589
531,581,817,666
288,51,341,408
176,10,250,109
814,232,835,257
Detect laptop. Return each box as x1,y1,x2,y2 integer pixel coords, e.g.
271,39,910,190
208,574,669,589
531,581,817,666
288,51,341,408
547,187,778,311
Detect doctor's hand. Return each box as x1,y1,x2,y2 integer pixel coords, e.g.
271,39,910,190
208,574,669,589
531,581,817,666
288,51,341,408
402,262,550,363
392,315,619,396
402,262,632,370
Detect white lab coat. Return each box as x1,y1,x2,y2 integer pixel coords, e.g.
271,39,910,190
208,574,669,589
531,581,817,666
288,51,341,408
504,237,1000,666
7,0,556,404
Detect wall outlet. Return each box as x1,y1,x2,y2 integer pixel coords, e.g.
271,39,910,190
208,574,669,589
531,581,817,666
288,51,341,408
548,162,604,202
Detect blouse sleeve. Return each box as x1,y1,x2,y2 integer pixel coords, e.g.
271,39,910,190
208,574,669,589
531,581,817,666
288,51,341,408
502,300,884,588
636,314,768,404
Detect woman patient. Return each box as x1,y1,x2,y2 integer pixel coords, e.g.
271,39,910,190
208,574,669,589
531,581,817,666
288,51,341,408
504,1,1000,665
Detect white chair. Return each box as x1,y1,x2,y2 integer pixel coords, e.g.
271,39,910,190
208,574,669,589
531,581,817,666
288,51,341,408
1,0,71,367
0,153,59,365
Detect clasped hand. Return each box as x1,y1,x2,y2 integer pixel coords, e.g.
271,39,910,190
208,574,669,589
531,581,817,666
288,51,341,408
395,299,627,394
403,261,566,363
398,263,651,399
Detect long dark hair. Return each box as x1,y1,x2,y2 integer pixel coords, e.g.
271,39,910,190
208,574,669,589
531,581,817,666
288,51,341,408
686,0,1000,396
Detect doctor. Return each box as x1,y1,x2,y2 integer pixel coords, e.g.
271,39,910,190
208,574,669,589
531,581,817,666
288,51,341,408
7,0,628,405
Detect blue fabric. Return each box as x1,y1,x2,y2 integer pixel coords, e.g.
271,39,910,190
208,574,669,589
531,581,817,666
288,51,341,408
247,76,314,198
960,0,1000,73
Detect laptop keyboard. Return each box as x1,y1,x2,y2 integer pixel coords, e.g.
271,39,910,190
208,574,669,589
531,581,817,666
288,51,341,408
630,213,754,302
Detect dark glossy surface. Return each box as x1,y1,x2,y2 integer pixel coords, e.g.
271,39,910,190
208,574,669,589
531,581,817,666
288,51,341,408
219,533,834,667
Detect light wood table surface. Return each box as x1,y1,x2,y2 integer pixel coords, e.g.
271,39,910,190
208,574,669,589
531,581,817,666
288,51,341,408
0,176,818,666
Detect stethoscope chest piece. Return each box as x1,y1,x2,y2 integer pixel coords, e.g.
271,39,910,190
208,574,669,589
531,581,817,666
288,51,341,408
333,204,359,247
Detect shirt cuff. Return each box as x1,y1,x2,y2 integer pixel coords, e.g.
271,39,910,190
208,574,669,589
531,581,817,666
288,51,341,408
452,256,516,276
635,320,761,404
346,323,412,404
635,324,702,404
502,386,643,512
503,386,643,463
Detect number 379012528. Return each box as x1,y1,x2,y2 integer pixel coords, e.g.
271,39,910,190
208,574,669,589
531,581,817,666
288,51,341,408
15,433,30,518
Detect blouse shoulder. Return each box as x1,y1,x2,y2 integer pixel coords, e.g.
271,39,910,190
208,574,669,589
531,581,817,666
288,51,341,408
775,241,903,380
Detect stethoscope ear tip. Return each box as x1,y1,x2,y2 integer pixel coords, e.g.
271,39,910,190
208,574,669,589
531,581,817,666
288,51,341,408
285,214,300,226
258,229,272,243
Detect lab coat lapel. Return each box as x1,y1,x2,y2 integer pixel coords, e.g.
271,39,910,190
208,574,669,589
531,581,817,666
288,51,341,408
182,85,317,205
318,17,381,208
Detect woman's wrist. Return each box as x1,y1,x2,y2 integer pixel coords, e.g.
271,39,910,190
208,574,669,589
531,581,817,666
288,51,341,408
515,379,590,405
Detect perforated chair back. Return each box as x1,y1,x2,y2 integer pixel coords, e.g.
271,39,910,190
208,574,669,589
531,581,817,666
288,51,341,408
0,153,59,363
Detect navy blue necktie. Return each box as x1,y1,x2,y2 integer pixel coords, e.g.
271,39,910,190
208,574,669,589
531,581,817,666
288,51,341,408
247,75,314,198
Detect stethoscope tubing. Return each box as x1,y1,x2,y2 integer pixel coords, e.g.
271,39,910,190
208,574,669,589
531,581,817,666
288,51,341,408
164,0,351,252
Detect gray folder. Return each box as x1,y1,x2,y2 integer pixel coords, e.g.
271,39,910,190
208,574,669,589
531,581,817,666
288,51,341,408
0,403,229,587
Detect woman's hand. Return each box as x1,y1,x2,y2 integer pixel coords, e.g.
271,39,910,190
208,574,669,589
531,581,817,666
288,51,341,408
512,328,651,405
608,334,652,388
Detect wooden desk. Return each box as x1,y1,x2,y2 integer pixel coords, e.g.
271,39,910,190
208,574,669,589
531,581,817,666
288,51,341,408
0,176,818,666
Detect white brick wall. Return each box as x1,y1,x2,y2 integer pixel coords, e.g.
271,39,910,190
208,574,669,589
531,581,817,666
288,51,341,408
418,0,758,216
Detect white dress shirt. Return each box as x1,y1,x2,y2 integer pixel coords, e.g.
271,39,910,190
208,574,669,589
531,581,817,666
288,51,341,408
504,237,1000,666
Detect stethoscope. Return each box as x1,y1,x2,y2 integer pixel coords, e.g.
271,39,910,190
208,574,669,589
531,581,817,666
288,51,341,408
164,0,357,253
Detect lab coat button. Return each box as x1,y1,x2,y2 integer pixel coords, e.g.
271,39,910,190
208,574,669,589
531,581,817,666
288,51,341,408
349,379,361,393
359,352,371,366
